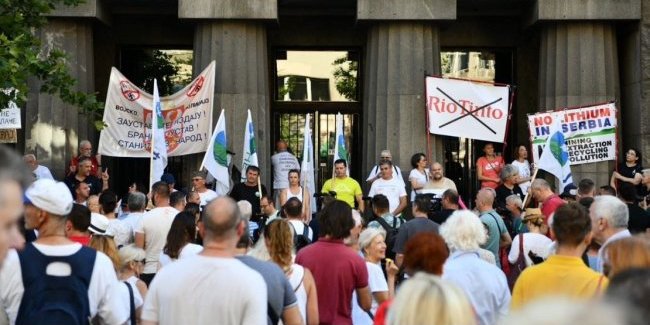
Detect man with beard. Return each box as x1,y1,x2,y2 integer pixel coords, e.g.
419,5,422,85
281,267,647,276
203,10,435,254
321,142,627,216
422,162,457,197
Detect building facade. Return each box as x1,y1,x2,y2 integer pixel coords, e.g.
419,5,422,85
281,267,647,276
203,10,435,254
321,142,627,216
14,0,650,201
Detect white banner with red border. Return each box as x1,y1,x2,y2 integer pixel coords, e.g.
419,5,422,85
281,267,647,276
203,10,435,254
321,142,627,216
98,61,215,157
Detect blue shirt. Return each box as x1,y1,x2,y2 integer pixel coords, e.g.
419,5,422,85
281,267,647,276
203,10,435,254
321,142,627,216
479,210,508,262
442,251,511,325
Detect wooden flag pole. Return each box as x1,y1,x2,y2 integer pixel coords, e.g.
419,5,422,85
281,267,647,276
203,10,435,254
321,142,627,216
257,174,263,207
521,167,539,208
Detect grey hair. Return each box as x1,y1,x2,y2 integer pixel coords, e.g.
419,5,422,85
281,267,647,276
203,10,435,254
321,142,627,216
440,210,486,251
531,178,551,190
79,139,91,147
237,200,253,221
500,164,519,181
127,191,146,211
358,227,386,256
118,244,145,269
505,194,523,210
591,195,628,228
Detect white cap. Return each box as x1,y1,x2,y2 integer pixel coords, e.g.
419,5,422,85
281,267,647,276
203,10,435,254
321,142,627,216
89,213,109,235
25,179,73,216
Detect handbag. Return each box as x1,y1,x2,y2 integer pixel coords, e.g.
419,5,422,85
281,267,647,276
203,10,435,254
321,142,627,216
507,234,527,290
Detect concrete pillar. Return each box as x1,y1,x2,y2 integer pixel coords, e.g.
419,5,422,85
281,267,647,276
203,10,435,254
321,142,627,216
362,22,443,179
23,19,95,178
538,22,619,187
190,21,271,186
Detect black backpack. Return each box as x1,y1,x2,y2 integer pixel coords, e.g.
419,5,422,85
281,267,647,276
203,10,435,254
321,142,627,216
16,242,96,325
374,216,400,260
289,221,312,252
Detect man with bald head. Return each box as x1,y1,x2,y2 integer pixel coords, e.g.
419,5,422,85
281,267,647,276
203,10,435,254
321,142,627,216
142,197,267,325
422,162,457,197
476,188,512,267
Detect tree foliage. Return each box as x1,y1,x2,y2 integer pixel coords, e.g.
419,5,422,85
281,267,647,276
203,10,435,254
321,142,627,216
332,56,357,101
0,0,103,122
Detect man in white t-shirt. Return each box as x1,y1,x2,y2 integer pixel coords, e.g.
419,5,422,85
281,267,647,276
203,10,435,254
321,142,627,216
284,197,314,242
191,170,218,208
0,179,127,324
271,140,300,206
23,154,54,180
141,197,267,325
366,150,404,185
135,181,179,286
368,160,408,217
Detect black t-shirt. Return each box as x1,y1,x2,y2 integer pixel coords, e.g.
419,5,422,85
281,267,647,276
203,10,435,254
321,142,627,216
616,163,644,197
63,175,103,199
393,217,440,254
627,203,650,234
430,209,455,225
495,184,524,214
229,182,268,215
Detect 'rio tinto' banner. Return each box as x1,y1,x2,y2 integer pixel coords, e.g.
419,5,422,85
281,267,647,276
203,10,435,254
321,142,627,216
99,61,215,157
528,102,617,165
426,76,510,143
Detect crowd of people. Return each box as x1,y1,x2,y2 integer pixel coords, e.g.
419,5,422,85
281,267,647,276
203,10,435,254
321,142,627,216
0,138,649,325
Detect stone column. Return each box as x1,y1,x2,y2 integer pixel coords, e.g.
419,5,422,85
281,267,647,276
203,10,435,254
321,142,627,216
180,0,275,186
23,19,95,178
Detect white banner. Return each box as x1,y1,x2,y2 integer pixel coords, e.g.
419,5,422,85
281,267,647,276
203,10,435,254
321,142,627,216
98,61,215,157
426,77,510,143
528,103,617,165
0,108,20,129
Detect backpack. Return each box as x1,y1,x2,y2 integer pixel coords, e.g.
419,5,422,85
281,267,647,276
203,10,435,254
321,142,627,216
374,216,400,260
16,242,96,325
289,221,312,252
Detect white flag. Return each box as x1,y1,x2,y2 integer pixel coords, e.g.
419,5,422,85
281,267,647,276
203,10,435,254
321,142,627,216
241,109,259,182
333,113,349,175
538,117,574,192
150,79,168,188
202,109,230,195
301,114,317,213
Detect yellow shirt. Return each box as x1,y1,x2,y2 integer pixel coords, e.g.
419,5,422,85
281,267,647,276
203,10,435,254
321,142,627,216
511,255,607,309
321,177,362,208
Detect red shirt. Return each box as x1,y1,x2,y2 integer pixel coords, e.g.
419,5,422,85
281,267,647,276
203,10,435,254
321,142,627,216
69,235,91,246
477,156,504,189
296,238,369,325
69,155,101,177
541,194,565,224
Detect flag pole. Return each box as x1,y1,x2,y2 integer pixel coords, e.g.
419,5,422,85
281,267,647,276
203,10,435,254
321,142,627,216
148,79,157,190
521,167,539,208
257,174,263,207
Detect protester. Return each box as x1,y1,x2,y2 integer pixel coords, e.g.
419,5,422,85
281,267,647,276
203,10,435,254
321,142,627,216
421,162,457,195
530,179,565,224
476,188,512,264
352,228,398,325
186,190,200,205
123,192,146,240
641,169,650,209
0,178,126,324
321,159,364,212
296,200,371,324
430,189,460,225
368,160,407,217
87,195,101,213
495,164,525,215
618,183,650,234
237,200,258,243
386,273,476,325
23,154,53,180
191,170,218,208
74,182,91,205
100,190,131,248
66,204,91,245
230,165,268,216
141,197,267,325
589,195,631,273
261,194,280,224
134,181,178,286
160,173,176,193
88,230,121,272
265,219,319,325
67,139,101,177
366,150,404,185
280,169,311,221
169,191,186,212
505,194,527,235
508,208,552,266
0,145,31,265
477,142,504,190
511,144,532,195
159,212,203,267
576,178,596,201
272,139,301,206
440,210,511,325
601,236,650,278
512,203,606,309
63,156,108,198
344,210,364,251
393,195,440,267
367,194,404,235
610,148,643,195
598,185,617,196
284,198,314,249
560,183,578,202
408,153,429,202
117,244,148,325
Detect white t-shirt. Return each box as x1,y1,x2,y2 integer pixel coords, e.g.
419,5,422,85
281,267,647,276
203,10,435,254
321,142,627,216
511,159,532,195
352,261,388,325
198,190,218,207
134,206,179,274
123,211,143,236
368,177,407,213
272,151,300,189
508,233,552,266
158,243,203,268
288,219,314,241
33,165,54,180
408,169,429,201
366,164,405,185
0,244,127,325
141,255,267,325
115,276,144,324
107,218,132,248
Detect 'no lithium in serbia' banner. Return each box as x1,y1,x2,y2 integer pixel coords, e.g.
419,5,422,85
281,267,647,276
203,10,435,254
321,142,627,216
98,61,215,157
426,77,510,143
528,102,617,165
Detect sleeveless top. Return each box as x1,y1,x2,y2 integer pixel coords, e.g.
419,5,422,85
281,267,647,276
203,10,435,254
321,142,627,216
289,264,307,324
286,187,303,202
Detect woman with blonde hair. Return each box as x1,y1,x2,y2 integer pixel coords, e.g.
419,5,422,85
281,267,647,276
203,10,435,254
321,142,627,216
117,244,148,325
89,234,120,272
264,219,319,325
387,273,475,325
603,235,650,277
351,227,399,324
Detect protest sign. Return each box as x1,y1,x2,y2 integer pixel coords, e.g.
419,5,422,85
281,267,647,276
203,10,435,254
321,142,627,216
426,77,510,143
98,61,215,157
1,88,21,129
528,102,617,165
